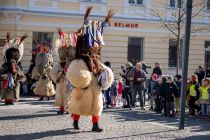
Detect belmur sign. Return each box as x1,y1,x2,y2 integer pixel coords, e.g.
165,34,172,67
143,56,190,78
113,22,138,28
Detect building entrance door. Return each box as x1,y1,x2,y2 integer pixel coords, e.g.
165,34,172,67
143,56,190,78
128,37,143,65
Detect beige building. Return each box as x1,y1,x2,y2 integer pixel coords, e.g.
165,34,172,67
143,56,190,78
0,0,210,76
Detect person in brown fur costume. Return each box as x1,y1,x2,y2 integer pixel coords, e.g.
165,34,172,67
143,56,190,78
66,7,115,132
31,41,55,100
50,28,76,115
0,33,27,105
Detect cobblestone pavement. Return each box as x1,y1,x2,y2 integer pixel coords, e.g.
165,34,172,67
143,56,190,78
0,97,210,140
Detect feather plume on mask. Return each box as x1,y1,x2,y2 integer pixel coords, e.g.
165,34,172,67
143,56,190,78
3,33,27,62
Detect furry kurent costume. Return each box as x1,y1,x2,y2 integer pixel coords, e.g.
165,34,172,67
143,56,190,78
0,33,27,105
31,41,55,100
66,7,114,132
50,28,76,115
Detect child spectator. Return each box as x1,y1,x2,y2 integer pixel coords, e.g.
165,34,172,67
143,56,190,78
166,76,179,117
22,81,29,96
197,79,210,116
160,76,168,116
187,74,201,116
110,80,118,107
154,77,162,113
117,77,124,105
174,75,182,114
148,74,158,111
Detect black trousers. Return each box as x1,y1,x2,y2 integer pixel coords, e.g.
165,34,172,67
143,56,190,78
154,96,161,112
160,98,167,114
189,96,200,115
124,87,132,107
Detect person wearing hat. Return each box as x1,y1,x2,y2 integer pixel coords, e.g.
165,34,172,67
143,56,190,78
66,7,114,132
121,62,134,109
31,40,55,101
187,74,201,116
50,28,76,115
0,33,27,105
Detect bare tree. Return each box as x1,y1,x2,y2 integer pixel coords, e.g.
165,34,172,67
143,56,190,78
149,0,209,74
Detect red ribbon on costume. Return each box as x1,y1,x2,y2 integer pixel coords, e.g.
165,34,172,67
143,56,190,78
64,65,68,74
3,79,9,89
59,31,78,48
32,45,49,55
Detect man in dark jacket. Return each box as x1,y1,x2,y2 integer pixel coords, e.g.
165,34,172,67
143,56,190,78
195,66,205,85
152,62,162,76
121,62,134,109
127,62,147,109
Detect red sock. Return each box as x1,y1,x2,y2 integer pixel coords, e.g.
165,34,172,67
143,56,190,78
72,114,80,121
92,116,99,123
60,106,64,112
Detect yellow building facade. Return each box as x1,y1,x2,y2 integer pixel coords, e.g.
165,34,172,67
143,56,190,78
0,0,210,76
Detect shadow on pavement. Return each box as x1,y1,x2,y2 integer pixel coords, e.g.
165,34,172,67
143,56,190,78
103,108,210,134
0,128,80,140
0,113,58,121
177,134,210,140
97,129,177,140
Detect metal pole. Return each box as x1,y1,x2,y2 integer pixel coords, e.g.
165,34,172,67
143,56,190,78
179,0,193,130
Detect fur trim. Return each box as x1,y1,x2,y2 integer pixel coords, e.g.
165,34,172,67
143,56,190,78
33,76,56,97
66,59,104,116
31,67,41,80
54,39,60,55
54,39,76,62
17,42,24,62
67,76,103,116
49,63,63,83
66,59,92,89
54,77,70,106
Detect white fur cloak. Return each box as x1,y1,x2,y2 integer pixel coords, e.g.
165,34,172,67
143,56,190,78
50,63,71,106
33,74,56,97
66,59,113,116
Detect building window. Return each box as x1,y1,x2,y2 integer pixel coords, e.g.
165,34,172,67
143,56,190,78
128,37,143,65
169,46,177,67
169,0,182,8
169,39,182,67
129,0,143,5
207,0,210,11
169,0,176,7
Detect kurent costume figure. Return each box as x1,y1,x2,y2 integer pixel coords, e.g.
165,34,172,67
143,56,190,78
31,41,55,100
50,28,76,115
0,33,27,105
66,7,114,132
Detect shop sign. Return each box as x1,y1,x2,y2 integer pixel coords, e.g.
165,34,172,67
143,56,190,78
113,22,138,28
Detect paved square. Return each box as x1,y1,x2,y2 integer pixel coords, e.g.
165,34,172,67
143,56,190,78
0,97,210,140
